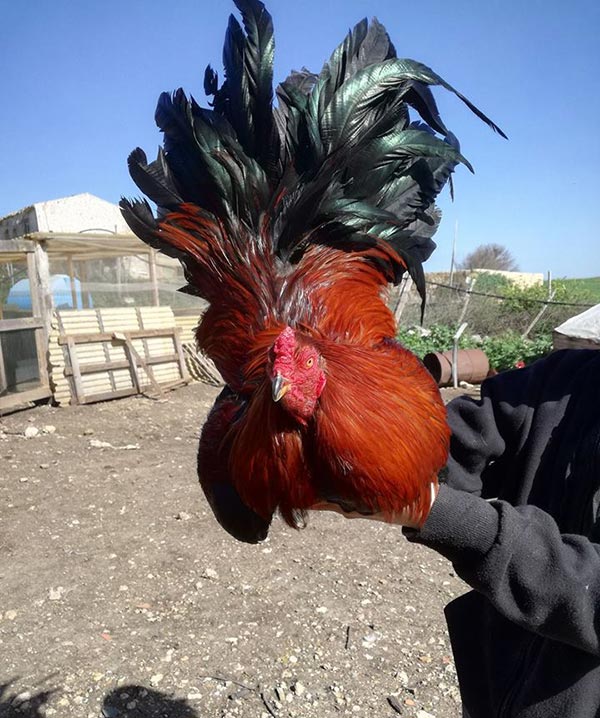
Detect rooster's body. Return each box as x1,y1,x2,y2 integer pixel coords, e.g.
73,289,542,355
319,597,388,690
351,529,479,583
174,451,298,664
121,1,504,542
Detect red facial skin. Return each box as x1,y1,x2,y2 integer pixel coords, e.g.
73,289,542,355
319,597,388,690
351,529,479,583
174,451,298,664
270,327,326,425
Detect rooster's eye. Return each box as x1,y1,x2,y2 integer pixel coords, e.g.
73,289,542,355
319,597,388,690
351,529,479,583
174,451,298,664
306,357,314,368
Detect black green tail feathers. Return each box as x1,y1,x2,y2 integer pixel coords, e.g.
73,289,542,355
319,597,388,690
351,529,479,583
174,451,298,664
121,1,505,303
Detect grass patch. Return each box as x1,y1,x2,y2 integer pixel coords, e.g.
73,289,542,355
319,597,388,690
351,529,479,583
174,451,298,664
561,277,600,303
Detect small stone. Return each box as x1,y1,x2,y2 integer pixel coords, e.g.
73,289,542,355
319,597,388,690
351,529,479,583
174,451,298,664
396,670,409,686
39,463,51,469
42,425,56,434
315,606,328,614
19,477,29,483
162,648,175,662
126,701,137,710
5,610,17,620
416,711,436,718
292,682,305,697
175,511,191,521
150,673,163,686
362,632,378,646
90,439,113,449
24,426,39,438
202,568,218,580
49,586,65,600
13,691,31,704
83,429,94,436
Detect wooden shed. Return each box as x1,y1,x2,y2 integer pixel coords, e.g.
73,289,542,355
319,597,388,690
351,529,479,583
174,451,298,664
0,194,210,413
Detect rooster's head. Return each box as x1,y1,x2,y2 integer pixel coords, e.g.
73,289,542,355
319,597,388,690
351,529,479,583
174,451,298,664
269,327,326,424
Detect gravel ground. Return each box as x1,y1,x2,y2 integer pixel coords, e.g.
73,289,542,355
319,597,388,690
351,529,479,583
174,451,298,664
0,384,472,718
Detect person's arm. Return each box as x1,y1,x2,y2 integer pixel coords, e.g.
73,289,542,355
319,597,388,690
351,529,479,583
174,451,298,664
409,353,600,656
410,485,600,656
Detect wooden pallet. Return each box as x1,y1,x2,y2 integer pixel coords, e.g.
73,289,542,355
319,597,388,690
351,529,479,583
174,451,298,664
49,307,189,405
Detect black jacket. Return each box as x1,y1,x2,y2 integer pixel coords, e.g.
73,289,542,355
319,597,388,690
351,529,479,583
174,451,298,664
410,349,600,718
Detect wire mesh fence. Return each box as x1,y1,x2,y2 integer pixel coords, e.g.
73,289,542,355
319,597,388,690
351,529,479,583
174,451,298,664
391,272,594,339
45,254,206,313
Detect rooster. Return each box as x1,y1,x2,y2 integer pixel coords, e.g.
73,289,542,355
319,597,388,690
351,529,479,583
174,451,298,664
121,0,504,542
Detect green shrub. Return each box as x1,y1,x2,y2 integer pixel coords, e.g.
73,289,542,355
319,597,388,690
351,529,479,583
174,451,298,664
396,324,458,357
397,323,552,372
480,332,552,371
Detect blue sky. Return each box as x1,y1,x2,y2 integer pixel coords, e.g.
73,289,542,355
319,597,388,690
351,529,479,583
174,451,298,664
1,0,599,277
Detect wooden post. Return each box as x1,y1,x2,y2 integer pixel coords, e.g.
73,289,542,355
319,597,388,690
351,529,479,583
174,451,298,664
79,260,90,308
28,245,51,389
522,290,555,339
67,255,78,309
173,328,189,382
148,250,160,306
0,338,7,395
449,220,458,287
66,336,85,404
452,322,468,389
31,241,53,337
393,275,414,324
116,257,123,300
457,275,477,326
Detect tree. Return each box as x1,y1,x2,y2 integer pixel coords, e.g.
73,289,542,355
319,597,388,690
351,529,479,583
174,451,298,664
458,243,518,271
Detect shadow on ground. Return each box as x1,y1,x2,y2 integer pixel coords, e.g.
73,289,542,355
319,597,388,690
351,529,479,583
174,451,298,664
0,680,200,718
0,680,55,717
102,685,199,717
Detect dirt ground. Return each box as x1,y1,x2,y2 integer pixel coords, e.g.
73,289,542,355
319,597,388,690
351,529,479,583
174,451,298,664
0,383,474,718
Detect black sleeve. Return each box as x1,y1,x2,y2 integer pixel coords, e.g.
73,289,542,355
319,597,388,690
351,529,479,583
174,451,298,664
411,485,600,656
408,352,600,656
440,363,533,497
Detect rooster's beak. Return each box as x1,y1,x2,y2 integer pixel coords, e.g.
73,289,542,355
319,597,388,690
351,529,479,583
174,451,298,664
272,373,291,402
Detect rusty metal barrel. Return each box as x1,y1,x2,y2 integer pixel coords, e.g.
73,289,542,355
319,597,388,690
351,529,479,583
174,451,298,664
423,349,490,387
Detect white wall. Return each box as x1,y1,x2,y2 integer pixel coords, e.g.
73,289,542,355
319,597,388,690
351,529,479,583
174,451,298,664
33,193,131,234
